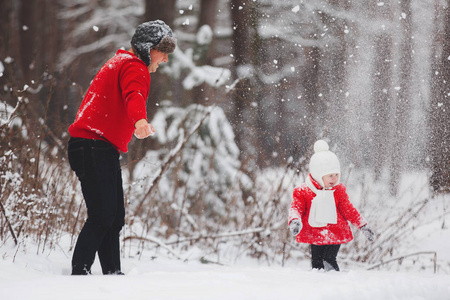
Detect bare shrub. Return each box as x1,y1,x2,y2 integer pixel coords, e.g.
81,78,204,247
1,91,81,253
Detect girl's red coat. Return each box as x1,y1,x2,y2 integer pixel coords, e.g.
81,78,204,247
289,176,366,245
69,50,150,153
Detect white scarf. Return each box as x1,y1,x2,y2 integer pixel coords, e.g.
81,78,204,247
306,176,338,227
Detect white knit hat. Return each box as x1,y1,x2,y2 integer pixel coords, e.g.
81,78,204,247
309,140,340,187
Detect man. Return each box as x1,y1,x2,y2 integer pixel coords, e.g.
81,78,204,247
68,20,176,275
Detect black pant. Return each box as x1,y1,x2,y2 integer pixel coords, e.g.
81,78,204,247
68,137,125,275
311,244,341,271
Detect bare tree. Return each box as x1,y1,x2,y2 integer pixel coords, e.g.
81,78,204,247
389,0,413,195
230,0,254,157
319,1,352,151
197,0,219,65
192,0,219,105
429,0,450,193
370,1,394,180
144,0,176,25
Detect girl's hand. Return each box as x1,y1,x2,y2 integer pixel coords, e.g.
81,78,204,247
289,219,302,236
360,225,375,242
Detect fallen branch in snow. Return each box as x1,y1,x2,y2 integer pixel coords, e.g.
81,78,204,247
367,251,437,273
123,235,183,260
124,227,266,250
165,227,266,245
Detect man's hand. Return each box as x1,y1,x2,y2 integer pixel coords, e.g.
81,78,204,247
134,119,155,139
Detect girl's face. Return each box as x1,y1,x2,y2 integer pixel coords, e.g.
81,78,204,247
322,173,339,189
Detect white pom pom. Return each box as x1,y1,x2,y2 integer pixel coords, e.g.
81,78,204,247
314,140,329,153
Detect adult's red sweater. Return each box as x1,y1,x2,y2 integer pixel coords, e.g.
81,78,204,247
69,49,150,152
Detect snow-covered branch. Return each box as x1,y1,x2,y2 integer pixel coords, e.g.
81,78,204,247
57,33,129,70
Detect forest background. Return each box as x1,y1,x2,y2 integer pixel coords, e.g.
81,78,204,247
1,0,450,271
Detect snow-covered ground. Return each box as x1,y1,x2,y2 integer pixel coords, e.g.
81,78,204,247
1,238,449,300
1,162,449,299
1,171,450,299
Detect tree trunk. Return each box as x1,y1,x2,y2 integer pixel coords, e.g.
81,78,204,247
230,0,253,152
389,0,412,195
429,1,450,193
192,0,219,105
144,0,176,25
371,33,393,180
0,0,17,91
302,45,321,144
319,2,350,157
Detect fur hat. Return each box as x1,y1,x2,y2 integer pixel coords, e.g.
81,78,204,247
309,140,340,187
131,20,177,66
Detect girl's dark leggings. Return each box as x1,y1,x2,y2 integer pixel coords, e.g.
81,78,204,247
311,244,341,271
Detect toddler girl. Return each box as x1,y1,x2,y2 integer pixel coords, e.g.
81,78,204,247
289,140,374,271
